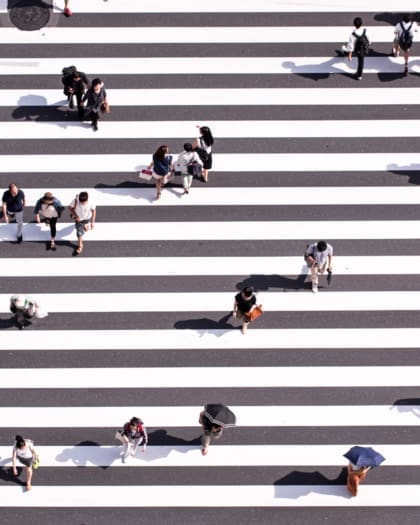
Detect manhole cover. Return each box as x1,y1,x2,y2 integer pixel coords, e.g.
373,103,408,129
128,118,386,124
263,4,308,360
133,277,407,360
9,1,51,31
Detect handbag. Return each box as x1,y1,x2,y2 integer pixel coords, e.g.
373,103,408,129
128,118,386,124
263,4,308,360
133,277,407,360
244,304,263,322
32,456,40,470
139,169,153,181
100,101,111,113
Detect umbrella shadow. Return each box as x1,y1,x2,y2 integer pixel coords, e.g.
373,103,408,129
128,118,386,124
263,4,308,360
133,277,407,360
388,164,420,185
274,468,348,499
392,398,420,418
174,313,236,336
236,272,309,292
148,429,200,447
55,440,117,470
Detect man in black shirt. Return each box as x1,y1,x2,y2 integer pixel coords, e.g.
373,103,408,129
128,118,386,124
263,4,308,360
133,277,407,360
2,183,25,243
62,70,89,118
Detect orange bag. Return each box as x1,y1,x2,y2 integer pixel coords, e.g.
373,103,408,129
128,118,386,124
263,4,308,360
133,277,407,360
244,304,263,322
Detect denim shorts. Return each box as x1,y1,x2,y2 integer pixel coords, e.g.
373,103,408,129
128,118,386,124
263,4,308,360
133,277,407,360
75,219,89,237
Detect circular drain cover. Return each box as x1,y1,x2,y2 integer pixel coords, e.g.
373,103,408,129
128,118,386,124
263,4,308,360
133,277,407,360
9,1,51,31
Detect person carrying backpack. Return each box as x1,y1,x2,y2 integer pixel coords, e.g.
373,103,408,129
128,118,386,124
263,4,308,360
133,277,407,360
175,142,203,195
62,66,89,118
341,17,370,81
393,14,418,76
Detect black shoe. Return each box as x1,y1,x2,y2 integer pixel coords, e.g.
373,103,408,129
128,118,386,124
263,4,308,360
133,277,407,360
404,66,408,76
93,123,98,131
18,323,24,330
17,235,23,243
68,98,74,109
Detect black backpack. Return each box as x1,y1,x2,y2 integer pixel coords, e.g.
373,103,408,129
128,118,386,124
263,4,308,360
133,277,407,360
353,29,369,56
399,22,413,50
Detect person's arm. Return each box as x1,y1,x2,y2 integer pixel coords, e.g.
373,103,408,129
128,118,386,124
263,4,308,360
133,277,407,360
90,208,96,229
327,254,333,271
305,244,316,265
12,449,17,476
2,200,8,223
141,427,148,452
232,297,238,317
194,152,203,166
199,410,205,425
68,199,78,219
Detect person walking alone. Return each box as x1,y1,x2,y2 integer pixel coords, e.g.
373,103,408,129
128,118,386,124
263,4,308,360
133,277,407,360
69,191,96,255
2,183,25,243
199,410,223,456
34,192,64,251
342,17,370,80
393,14,418,76
82,78,108,131
304,240,333,294
116,417,148,462
12,435,39,491
233,286,258,334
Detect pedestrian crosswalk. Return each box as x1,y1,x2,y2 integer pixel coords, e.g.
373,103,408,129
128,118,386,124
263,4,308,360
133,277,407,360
1,1,420,524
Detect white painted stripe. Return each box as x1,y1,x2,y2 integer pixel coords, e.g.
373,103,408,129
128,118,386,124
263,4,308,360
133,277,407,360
3,291,420,314
3,221,420,242
0,57,417,75
1,366,419,388
4,120,420,140
20,186,420,207
0,153,418,173
0,444,410,467
1,483,419,507
0,26,404,45
5,88,420,107
40,0,420,14
1,256,419,277
0,405,417,427
0,484,420,507
1,329,420,351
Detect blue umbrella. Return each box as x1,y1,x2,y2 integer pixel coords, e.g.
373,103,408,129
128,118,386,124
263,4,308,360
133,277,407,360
343,446,385,468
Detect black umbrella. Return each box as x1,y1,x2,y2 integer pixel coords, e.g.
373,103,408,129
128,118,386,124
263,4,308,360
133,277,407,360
204,404,236,428
343,446,385,468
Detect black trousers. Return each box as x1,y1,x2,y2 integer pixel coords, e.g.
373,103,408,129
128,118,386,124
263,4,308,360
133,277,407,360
356,54,364,77
44,217,57,238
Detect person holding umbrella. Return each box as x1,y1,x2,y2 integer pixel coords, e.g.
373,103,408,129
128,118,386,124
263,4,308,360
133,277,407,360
344,445,385,496
199,403,236,456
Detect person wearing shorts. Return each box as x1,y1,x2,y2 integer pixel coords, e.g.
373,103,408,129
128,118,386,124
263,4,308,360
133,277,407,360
393,14,418,75
12,435,38,491
69,191,96,255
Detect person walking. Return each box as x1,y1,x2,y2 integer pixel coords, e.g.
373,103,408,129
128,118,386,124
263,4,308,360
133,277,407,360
393,14,418,76
346,462,371,497
12,435,39,491
68,191,96,255
304,240,333,294
2,183,25,243
148,145,173,200
116,417,148,462
175,143,203,195
82,78,108,131
192,126,214,182
10,294,45,329
62,69,89,118
341,17,370,80
233,286,257,334
199,410,223,456
64,0,72,17
34,192,64,251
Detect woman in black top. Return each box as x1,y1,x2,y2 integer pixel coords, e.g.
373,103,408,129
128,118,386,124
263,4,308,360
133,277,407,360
233,286,257,334
192,126,214,182
148,145,173,200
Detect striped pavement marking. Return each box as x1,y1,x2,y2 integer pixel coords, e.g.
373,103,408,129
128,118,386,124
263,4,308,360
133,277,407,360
0,153,418,172
0,366,419,388
3,291,420,314
5,88,420,106
2,328,420,351
0,26,403,45
19,186,420,206
0,405,417,427
0,444,411,467
1,484,420,507
5,120,420,140
3,220,420,242
0,256,418,277
0,56,417,76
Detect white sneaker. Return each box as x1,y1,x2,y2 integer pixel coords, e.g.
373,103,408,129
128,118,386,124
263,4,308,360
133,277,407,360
312,285,318,294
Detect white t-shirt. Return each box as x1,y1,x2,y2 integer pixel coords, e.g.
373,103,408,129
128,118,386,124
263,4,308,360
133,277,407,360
70,197,96,221
14,439,34,459
175,151,202,173
40,203,58,219
305,242,333,267
394,20,418,39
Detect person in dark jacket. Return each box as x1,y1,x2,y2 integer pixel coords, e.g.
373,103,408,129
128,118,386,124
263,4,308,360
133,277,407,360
199,409,223,456
82,78,108,131
2,183,25,243
62,70,89,118
34,192,64,251
148,145,173,200
233,286,257,334
116,416,148,461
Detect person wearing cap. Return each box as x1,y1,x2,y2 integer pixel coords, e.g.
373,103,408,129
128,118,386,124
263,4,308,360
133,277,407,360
10,295,40,330
68,191,96,255
175,143,203,195
34,192,64,251
304,240,333,293
2,183,25,243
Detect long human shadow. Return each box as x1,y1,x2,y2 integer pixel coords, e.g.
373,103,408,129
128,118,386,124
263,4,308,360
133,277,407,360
174,313,235,334
0,460,26,488
236,273,308,292
0,317,18,330
274,468,348,499
55,440,115,470
393,399,420,418
12,96,78,123
388,164,420,185
374,12,420,25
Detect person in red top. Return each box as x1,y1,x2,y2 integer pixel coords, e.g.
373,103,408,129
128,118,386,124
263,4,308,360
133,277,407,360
116,417,148,461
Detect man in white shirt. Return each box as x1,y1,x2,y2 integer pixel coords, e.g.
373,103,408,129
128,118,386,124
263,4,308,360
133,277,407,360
304,241,333,294
393,14,418,76
342,17,370,81
68,191,96,255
